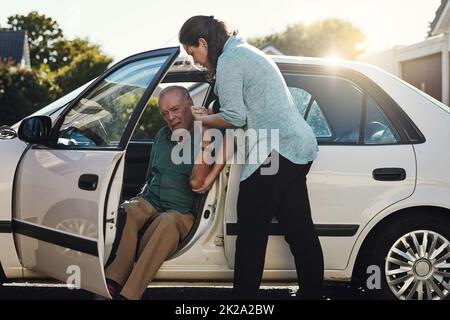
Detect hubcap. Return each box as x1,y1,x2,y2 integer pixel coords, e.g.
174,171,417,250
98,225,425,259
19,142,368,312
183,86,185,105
385,230,450,300
414,260,431,278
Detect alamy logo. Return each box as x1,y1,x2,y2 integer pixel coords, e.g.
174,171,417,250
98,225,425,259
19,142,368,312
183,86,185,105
170,122,281,175
366,265,381,290
66,265,81,290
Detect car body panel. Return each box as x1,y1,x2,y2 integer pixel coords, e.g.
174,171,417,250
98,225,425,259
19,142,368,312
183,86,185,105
13,149,124,296
0,138,28,222
223,144,416,271
1,53,450,291
5,47,180,297
0,138,28,278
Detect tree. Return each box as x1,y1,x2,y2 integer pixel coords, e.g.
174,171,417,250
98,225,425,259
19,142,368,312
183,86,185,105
5,11,113,97
55,42,113,95
53,38,108,70
1,11,114,124
7,11,65,69
5,12,112,74
132,97,166,140
0,61,56,125
249,18,366,60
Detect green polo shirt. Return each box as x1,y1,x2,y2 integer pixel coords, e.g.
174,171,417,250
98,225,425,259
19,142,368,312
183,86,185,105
139,126,196,214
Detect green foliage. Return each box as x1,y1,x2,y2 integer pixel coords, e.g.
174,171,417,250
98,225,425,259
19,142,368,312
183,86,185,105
52,38,109,71
0,62,55,125
249,18,366,60
55,46,112,95
7,11,64,69
133,97,166,140
0,11,112,125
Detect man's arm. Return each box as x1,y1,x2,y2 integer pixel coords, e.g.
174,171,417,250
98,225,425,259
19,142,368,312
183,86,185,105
190,126,215,191
190,131,234,194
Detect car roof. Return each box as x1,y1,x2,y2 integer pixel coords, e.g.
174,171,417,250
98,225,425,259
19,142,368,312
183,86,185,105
270,54,391,76
169,54,388,78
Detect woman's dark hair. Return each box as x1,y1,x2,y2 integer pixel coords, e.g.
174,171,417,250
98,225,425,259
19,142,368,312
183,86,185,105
179,15,237,79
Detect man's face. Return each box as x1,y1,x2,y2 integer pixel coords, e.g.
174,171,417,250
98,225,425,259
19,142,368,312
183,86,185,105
159,92,194,132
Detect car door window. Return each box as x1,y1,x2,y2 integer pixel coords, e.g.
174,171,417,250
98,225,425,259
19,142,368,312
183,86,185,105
306,100,333,138
286,74,399,145
289,87,333,138
286,75,363,144
365,96,400,144
289,87,311,117
56,56,170,148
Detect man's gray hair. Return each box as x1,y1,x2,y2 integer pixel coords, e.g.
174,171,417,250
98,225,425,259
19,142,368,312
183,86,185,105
159,85,193,103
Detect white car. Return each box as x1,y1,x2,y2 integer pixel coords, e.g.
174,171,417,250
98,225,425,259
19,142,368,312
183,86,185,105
1,47,450,301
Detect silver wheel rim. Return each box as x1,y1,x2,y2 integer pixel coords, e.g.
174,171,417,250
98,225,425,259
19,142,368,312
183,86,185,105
55,218,97,260
385,230,450,300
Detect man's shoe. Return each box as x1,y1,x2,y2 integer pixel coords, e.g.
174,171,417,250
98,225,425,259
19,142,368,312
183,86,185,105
106,279,122,299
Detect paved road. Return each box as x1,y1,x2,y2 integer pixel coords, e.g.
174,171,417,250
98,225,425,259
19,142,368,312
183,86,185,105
0,281,369,300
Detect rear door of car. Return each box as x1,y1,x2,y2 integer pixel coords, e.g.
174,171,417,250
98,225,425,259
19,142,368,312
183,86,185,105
12,47,179,297
224,63,421,271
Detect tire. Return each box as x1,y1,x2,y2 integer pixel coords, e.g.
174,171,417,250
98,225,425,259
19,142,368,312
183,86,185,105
359,213,450,300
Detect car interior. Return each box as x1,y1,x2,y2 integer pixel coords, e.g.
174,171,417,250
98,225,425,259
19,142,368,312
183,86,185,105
106,69,216,265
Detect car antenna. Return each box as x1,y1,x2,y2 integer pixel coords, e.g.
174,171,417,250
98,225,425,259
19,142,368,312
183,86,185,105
161,33,179,48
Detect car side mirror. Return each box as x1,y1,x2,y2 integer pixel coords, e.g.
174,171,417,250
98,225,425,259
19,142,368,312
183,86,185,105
18,116,53,145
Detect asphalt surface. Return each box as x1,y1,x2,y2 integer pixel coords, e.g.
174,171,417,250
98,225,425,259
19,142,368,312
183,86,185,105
0,281,368,300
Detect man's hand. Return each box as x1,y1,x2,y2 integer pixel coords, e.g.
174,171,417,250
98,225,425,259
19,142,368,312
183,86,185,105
192,171,218,194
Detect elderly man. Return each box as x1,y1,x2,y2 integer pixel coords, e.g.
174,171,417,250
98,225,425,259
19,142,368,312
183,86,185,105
103,86,219,300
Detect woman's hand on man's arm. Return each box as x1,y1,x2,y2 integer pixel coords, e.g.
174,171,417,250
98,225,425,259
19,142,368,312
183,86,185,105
191,111,236,129
191,132,234,194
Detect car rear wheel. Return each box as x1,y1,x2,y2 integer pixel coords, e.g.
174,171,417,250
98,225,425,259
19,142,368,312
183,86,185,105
361,214,450,300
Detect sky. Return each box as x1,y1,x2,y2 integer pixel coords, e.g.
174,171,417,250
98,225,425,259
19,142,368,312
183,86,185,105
0,0,442,62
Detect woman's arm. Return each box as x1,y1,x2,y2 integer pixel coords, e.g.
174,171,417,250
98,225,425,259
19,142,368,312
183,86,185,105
191,132,235,194
192,112,236,129
189,125,215,190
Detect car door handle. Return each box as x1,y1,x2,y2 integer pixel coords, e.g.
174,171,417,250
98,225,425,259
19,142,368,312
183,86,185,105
78,174,99,191
372,168,406,181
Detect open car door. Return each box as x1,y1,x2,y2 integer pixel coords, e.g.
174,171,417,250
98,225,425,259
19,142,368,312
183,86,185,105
12,47,179,297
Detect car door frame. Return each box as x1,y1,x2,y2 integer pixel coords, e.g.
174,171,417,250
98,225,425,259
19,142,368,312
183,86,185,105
276,63,426,146
11,47,180,293
49,47,181,151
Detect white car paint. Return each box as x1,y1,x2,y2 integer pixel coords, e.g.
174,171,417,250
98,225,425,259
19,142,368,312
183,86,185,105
1,54,450,299
0,138,28,278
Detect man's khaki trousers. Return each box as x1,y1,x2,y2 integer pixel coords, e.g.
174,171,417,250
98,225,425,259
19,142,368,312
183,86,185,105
105,196,194,300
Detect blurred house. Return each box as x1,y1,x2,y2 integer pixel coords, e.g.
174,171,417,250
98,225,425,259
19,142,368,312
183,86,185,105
259,44,285,56
357,0,450,105
0,30,31,69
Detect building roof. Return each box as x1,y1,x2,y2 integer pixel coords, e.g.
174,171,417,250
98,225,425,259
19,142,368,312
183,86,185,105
0,30,27,64
260,44,285,56
429,0,449,36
